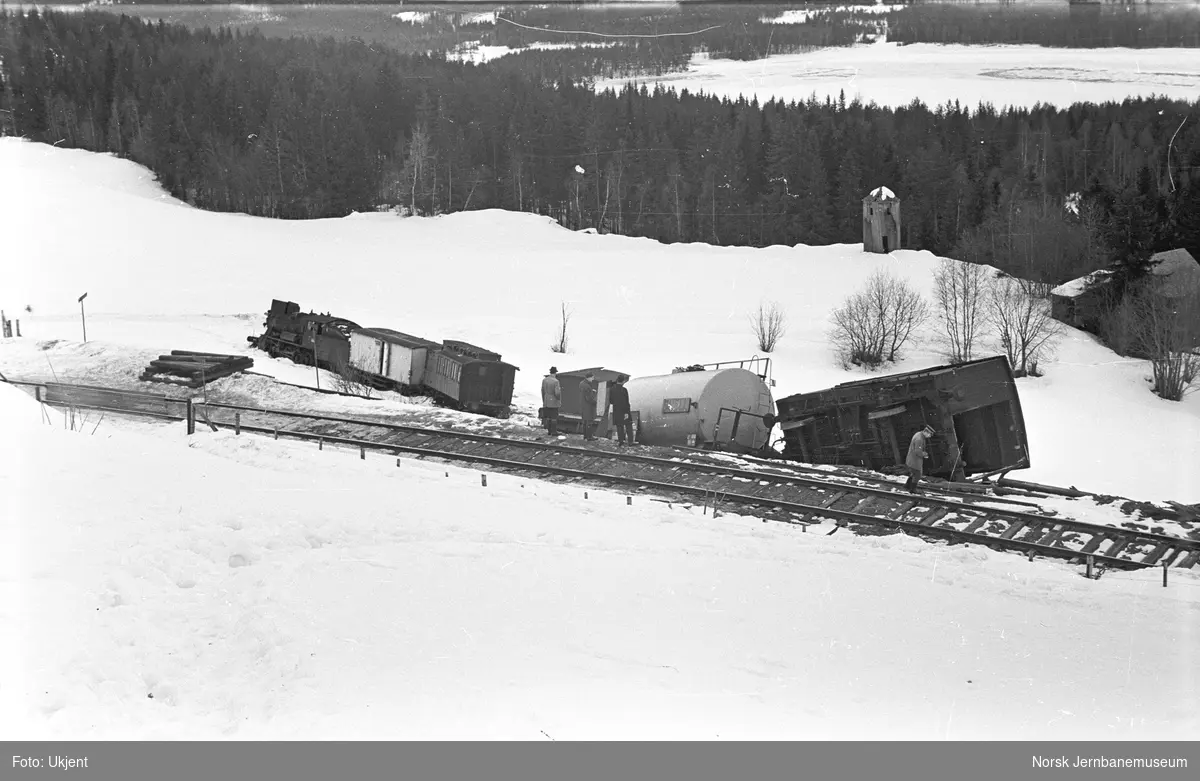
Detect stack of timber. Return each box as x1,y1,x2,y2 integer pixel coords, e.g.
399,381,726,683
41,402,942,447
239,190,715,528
141,350,253,387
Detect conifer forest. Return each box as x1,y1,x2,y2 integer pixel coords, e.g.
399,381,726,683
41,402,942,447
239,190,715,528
2,5,1199,289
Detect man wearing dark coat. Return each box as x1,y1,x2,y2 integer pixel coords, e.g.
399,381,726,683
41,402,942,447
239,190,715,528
905,424,935,493
579,371,598,441
607,374,633,446
540,367,561,436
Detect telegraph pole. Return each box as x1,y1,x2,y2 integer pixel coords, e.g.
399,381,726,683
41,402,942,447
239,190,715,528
78,292,88,343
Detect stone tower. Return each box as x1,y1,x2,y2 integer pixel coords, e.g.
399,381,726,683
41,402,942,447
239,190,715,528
862,186,901,253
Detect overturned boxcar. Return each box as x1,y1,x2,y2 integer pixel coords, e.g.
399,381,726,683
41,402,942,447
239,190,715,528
775,356,1030,480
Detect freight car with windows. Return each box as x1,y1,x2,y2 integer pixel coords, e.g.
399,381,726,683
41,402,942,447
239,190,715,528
422,340,519,417
774,356,1030,481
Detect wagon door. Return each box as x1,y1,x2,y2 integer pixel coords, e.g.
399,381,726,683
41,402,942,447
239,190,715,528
952,403,1022,475
387,344,413,385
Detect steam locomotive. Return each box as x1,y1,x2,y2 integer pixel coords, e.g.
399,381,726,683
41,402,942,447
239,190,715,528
248,299,518,416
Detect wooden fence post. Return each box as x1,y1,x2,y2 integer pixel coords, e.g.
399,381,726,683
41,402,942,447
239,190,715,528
186,398,195,435
481,474,487,487
235,412,241,436
360,446,365,460
1086,554,1094,579
319,437,323,451
1163,562,1168,588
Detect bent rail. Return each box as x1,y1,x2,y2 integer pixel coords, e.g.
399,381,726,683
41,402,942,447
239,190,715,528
10,377,1199,575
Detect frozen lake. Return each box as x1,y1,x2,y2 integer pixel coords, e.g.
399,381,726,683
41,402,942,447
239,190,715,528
594,41,1200,111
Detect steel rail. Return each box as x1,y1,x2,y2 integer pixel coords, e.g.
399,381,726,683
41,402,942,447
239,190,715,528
10,379,1196,572
202,419,1158,572
195,400,1200,552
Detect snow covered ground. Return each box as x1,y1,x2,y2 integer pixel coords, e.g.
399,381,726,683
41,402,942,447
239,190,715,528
595,41,1200,111
3,138,1197,503
2,139,1199,740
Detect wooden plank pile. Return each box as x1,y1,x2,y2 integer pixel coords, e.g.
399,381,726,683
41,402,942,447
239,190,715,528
141,350,253,388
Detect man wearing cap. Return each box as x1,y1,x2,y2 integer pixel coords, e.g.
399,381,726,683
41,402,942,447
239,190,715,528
541,367,561,436
579,371,598,442
607,374,633,447
905,424,936,493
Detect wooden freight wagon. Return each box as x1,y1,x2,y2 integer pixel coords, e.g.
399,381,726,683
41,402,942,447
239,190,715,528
349,328,439,389
424,340,518,416
775,355,1030,481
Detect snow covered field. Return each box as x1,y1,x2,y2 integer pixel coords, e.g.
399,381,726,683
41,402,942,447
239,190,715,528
2,139,1199,740
595,41,1200,111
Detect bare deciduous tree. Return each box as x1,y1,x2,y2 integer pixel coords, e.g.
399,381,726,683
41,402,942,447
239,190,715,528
1130,290,1200,401
933,257,990,364
988,275,1062,377
829,270,930,369
550,302,572,354
329,352,375,399
750,301,787,353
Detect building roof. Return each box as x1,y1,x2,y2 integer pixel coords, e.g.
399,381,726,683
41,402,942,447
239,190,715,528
1149,248,1200,298
1050,268,1114,299
1049,249,1199,300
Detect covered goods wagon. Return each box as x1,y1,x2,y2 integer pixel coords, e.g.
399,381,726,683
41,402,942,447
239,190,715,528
349,328,439,389
774,355,1029,480
424,340,518,415
625,368,775,452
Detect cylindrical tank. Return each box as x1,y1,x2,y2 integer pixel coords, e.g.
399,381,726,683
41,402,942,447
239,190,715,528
625,368,775,451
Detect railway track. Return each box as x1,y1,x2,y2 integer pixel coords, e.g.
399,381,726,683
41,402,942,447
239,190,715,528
187,399,1200,575
10,377,1197,576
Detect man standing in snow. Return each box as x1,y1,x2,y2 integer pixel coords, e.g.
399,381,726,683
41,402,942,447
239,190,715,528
579,371,598,442
541,367,561,436
905,424,935,493
607,374,633,446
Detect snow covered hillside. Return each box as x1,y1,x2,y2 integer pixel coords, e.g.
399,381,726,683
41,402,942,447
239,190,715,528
2,138,1196,502
2,139,1198,741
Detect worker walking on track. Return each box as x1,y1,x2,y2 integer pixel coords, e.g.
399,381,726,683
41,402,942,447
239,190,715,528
905,424,935,493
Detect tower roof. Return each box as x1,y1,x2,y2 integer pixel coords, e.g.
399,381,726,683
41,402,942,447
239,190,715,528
865,186,896,201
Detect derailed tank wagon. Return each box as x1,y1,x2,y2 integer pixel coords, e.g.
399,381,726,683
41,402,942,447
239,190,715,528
625,367,776,453
775,356,1030,481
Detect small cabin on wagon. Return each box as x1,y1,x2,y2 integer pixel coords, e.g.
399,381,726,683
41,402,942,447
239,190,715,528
552,367,628,437
774,355,1030,481
862,186,901,254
